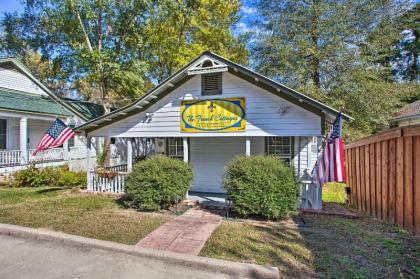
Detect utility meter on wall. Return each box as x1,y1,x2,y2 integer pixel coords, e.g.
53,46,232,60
155,138,166,154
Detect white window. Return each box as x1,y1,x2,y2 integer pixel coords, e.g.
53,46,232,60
166,137,184,160
265,136,292,164
0,119,6,150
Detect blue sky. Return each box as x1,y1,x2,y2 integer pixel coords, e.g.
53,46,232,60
0,0,24,14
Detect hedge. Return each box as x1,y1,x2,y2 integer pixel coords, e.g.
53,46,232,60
125,155,193,211
223,155,300,219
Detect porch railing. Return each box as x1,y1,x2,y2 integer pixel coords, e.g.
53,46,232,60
28,148,64,163
104,163,128,172
0,150,21,166
88,171,127,193
300,180,322,210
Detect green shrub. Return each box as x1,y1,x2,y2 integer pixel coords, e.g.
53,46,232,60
14,165,86,188
223,155,300,219
125,155,194,211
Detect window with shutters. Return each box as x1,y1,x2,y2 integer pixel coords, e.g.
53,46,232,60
201,73,222,95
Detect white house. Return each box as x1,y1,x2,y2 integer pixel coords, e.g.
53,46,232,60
76,52,351,207
0,57,123,175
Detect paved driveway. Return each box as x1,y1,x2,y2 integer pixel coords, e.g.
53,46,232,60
0,234,233,279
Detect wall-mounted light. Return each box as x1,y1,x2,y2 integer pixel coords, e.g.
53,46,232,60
278,105,290,115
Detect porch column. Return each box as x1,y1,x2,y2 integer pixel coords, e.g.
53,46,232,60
245,137,251,156
86,136,92,191
183,137,189,199
183,137,189,162
127,138,133,172
19,117,28,164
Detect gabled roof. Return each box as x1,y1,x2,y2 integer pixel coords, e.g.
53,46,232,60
64,99,105,120
76,51,352,133
393,100,420,121
0,57,91,121
0,88,72,116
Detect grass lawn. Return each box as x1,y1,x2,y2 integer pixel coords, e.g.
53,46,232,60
202,216,420,278
0,187,172,244
322,182,347,204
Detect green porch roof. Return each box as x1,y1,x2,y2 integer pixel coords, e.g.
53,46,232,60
0,89,72,116
64,99,105,120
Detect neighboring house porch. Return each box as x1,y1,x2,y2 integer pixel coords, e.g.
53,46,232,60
0,89,80,172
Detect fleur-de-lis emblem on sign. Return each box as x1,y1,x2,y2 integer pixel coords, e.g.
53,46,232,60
208,101,216,113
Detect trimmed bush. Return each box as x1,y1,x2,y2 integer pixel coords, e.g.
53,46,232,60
14,165,86,188
125,155,194,211
223,155,300,219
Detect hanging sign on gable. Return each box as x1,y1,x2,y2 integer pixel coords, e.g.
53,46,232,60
180,98,246,132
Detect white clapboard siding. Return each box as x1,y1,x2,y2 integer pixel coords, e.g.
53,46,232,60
89,72,321,137
0,66,47,95
27,120,52,149
293,136,319,179
190,137,265,193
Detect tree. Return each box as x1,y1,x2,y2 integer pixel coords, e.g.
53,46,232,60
251,0,417,138
0,0,247,106
392,3,419,82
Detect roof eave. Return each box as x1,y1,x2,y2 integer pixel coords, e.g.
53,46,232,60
75,51,353,132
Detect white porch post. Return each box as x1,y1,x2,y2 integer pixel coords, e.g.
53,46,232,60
183,137,189,199
19,117,28,164
86,136,92,191
127,138,133,172
183,137,189,162
245,137,251,156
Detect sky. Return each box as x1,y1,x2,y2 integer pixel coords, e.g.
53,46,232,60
0,0,24,14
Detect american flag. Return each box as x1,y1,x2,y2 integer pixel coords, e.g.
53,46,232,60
312,112,346,186
33,119,75,155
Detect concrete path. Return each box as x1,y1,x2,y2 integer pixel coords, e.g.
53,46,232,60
137,208,222,255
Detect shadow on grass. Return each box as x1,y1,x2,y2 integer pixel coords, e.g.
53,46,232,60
35,187,64,194
296,209,420,279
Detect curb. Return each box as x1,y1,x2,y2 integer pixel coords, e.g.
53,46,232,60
0,224,279,279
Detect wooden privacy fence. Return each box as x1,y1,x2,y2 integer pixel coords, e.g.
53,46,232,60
345,125,420,234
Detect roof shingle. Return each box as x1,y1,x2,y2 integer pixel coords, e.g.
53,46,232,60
0,89,72,116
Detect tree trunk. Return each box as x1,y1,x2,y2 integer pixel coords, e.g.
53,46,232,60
310,0,321,89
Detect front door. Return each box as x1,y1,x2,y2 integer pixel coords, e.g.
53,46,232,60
190,137,245,193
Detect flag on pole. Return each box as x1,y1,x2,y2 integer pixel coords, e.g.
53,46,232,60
33,119,75,155
311,112,346,186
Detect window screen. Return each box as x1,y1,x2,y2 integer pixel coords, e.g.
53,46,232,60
265,136,292,164
0,119,6,149
201,73,222,95
166,137,184,160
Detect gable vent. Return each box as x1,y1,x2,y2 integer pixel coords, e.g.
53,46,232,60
202,73,222,95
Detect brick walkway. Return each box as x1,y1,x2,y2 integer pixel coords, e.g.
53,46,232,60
136,208,222,255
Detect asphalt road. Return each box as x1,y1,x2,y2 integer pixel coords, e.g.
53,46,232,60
0,234,234,279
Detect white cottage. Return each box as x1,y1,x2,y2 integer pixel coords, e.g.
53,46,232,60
0,57,125,175
76,52,351,205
